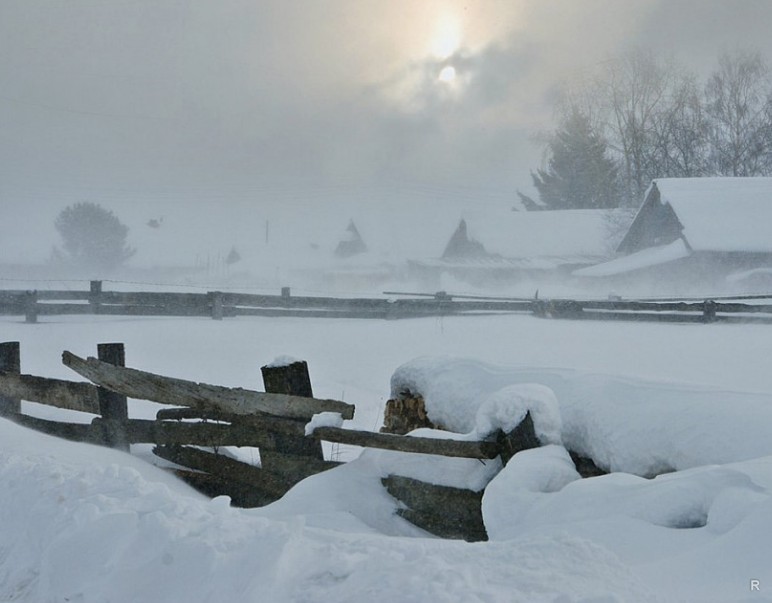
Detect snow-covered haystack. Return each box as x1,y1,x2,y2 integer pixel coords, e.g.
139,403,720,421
390,360,561,444
391,356,772,476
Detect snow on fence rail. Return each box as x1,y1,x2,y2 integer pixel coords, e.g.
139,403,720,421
2,280,772,323
0,341,541,539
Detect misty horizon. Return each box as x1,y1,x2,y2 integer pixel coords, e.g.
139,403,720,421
3,0,772,298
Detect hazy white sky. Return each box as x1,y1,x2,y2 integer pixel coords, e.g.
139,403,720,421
2,0,772,261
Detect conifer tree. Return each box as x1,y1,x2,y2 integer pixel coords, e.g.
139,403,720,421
518,111,621,210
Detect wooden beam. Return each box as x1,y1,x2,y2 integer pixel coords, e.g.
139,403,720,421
10,413,98,443
62,351,355,420
152,445,338,505
155,407,309,438
310,427,499,459
259,450,341,479
382,475,487,542
0,372,99,414
156,407,231,422
108,418,281,448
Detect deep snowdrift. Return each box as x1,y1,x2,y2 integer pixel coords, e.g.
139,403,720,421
2,315,772,602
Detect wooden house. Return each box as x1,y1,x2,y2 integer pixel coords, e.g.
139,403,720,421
410,209,623,288
575,178,772,291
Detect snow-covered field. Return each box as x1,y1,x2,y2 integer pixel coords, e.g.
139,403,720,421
2,313,772,602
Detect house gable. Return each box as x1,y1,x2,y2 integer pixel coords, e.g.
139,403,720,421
617,183,685,254
442,219,489,260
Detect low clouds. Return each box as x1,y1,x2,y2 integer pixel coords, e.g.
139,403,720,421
2,0,772,224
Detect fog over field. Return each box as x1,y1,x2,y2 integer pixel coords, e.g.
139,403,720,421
5,5,772,601
3,0,772,297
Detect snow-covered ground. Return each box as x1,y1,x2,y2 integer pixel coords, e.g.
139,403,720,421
2,312,772,602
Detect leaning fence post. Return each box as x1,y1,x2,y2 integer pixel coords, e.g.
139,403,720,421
261,359,324,460
97,343,129,450
0,341,21,415
24,291,38,324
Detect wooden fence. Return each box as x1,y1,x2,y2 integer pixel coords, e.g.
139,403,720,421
2,281,772,324
0,341,542,540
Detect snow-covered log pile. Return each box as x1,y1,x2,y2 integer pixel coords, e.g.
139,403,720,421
389,356,772,477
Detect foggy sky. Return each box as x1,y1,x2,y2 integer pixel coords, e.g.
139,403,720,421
3,0,772,262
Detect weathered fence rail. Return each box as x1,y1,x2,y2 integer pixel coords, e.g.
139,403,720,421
0,341,541,539
2,281,772,323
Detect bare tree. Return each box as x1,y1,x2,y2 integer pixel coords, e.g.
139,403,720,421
556,50,694,206
704,50,772,176
597,50,684,205
652,75,711,178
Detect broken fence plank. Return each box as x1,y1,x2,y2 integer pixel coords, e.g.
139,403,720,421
156,407,232,422
103,418,281,448
382,475,487,542
10,413,99,443
169,469,277,508
258,450,341,480
62,351,355,421
0,371,100,414
310,426,499,459
153,445,339,505
155,407,310,438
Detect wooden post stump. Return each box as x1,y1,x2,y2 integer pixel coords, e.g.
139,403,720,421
261,359,323,460
96,343,129,450
0,341,21,415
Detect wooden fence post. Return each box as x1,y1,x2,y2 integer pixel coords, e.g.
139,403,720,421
210,292,224,320
24,291,38,323
89,280,103,314
97,343,129,450
0,342,21,415
261,359,323,460
280,287,291,308
703,299,717,323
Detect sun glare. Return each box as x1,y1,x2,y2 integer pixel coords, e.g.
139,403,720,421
430,14,461,59
438,65,457,83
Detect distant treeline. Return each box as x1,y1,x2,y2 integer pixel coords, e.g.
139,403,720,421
520,49,772,210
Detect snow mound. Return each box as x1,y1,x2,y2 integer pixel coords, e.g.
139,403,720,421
0,419,655,602
473,383,562,445
391,357,562,444
391,356,772,476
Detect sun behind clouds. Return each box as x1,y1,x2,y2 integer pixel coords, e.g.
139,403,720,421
438,65,457,83
430,13,462,59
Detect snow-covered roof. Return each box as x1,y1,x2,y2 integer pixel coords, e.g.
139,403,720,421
649,177,772,253
458,209,623,259
574,239,691,277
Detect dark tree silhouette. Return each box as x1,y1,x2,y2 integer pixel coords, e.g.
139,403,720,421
55,202,135,270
